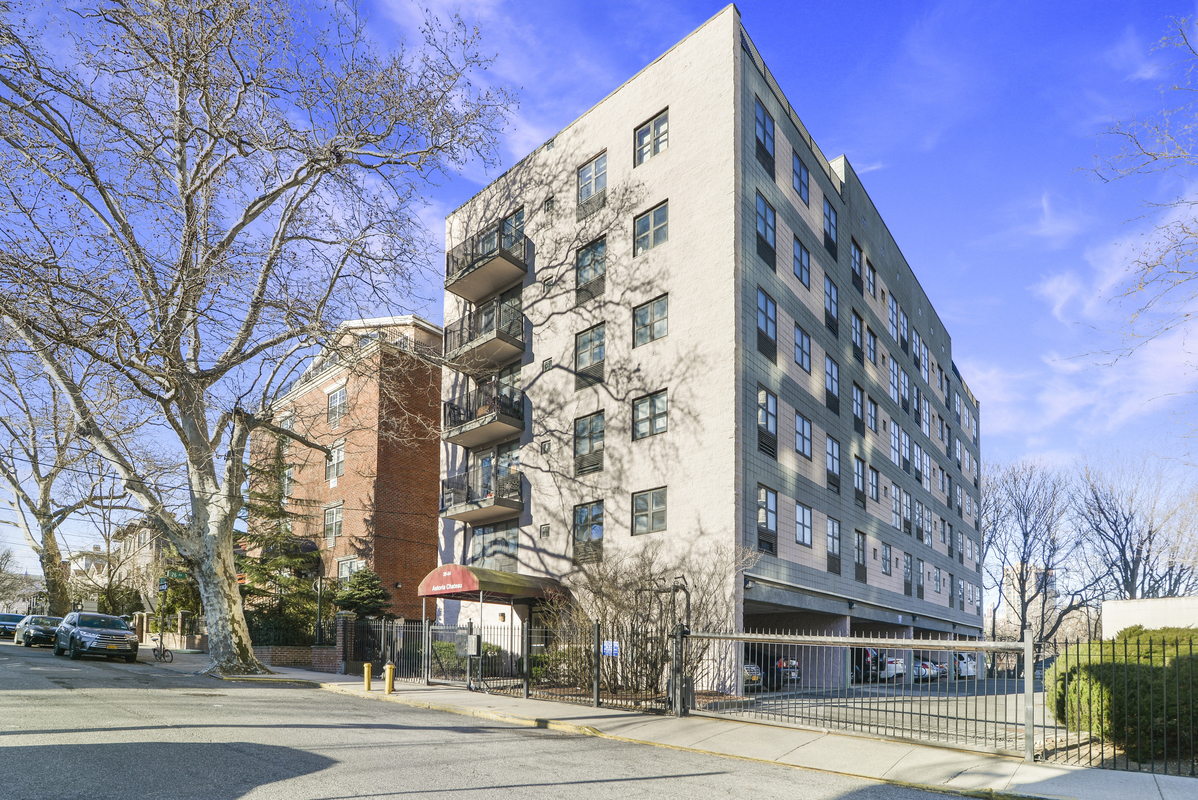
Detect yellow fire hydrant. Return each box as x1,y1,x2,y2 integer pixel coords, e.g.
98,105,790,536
384,661,395,695
363,662,372,692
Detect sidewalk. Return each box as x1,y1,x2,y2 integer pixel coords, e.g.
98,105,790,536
145,654,1192,800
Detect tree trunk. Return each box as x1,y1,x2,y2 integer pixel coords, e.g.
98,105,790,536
37,527,70,616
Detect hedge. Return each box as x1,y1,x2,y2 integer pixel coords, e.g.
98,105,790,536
1049,639,1196,763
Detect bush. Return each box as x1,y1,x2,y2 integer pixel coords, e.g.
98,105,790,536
1050,640,1196,763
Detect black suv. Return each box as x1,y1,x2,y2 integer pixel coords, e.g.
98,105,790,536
0,613,23,638
54,612,139,662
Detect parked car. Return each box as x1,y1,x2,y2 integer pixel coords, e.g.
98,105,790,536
952,653,977,678
743,662,764,691
769,657,802,688
877,653,906,681
53,612,139,662
0,613,23,638
14,615,62,647
851,647,879,683
913,660,942,681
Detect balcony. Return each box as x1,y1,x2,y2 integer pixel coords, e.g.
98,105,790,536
440,465,524,524
442,385,525,449
443,300,524,374
445,226,528,304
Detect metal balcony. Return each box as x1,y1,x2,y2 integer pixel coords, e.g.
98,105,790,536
442,386,525,449
440,465,523,524
445,226,528,304
443,300,524,374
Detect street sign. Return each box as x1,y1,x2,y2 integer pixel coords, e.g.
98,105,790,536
158,578,168,593
166,570,187,580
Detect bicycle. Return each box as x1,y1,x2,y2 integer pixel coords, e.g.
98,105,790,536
150,635,173,663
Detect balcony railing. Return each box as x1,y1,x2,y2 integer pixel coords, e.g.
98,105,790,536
445,225,528,304
442,385,525,448
443,300,524,372
440,464,523,524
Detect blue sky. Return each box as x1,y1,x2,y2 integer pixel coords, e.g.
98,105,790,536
368,0,1198,468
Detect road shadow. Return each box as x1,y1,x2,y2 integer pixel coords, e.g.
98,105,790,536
3,742,335,800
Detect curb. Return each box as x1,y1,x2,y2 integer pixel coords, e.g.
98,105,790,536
314,683,1059,800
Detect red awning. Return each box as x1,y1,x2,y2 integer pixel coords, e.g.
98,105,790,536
417,563,567,603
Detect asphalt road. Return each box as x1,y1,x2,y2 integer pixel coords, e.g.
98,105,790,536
1,639,962,800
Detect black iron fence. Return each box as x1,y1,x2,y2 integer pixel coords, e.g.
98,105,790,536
443,300,523,356
247,617,324,648
443,385,524,430
440,464,522,512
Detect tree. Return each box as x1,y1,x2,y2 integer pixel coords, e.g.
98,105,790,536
334,569,392,618
1076,460,1198,600
0,0,510,672
0,548,36,610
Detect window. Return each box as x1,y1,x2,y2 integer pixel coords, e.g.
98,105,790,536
793,237,810,287
796,503,813,546
866,262,876,296
823,197,837,245
757,387,777,435
756,193,776,249
852,384,863,420
755,98,775,157
825,435,840,475
922,397,931,437
633,295,668,346
826,517,841,556
901,429,911,466
912,330,921,364
632,488,667,534
866,329,877,364
903,490,911,522
854,457,866,493
337,558,362,579
851,241,863,281
888,295,899,339
635,110,668,165
867,398,878,431
824,356,839,397
574,411,604,475
824,276,838,320
889,359,900,403
917,558,925,588
576,324,606,387
852,312,863,350
472,520,518,571
955,392,962,418
901,370,910,405
869,467,879,501
955,439,962,465
325,442,345,481
634,202,668,255
574,501,604,549
904,553,912,584
327,386,347,427
794,324,811,372
792,153,809,204
855,531,866,566
890,425,900,465
934,566,942,593
757,485,777,553
323,505,342,544
757,288,777,341
882,543,892,575
795,412,812,459
578,153,607,202
633,390,668,440
891,485,901,529
921,341,931,383
577,237,606,286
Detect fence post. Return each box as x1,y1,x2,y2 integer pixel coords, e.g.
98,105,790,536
673,623,686,718
593,621,601,708
523,622,531,699
1023,629,1034,763
422,618,431,685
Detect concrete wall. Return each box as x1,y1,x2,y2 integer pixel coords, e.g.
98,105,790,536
1102,597,1198,638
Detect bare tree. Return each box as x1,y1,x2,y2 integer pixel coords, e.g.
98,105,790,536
0,0,510,672
0,548,36,611
1076,459,1198,600
982,461,1101,641
0,345,140,615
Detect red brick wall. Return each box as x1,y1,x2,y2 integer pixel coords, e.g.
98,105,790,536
310,645,338,673
254,645,313,668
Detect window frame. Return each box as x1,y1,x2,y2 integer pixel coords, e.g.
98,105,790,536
756,192,776,249
754,97,775,157
633,294,668,347
792,152,809,205
795,412,812,459
794,324,811,372
634,109,669,166
632,389,668,440
578,152,607,203
793,236,810,287
634,201,669,255
823,197,837,245
632,487,667,535
327,386,347,428
757,288,777,342
757,386,777,435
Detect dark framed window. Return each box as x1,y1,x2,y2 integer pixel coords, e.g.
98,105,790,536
866,262,877,296
471,520,518,572
757,485,777,553
826,517,841,556
793,236,810,287
573,501,604,563
796,502,812,546
866,328,877,363
792,152,809,205
825,435,840,474
575,323,606,389
755,97,775,156
869,467,880,501
851,241,863,280
852,383,864,421
634,202,668,255
634,295,668,346
824,276,838,320
578,153,607,202
577,237,606,285
574,411,604,475
756,192,776,248
825,355,839,397
867,398,878,431
632,390,668,440
795,412,812,459
757,288,776,340
632,487,667,534
634,109,668,165
854,457,866,493
855,531,866,566
882,543,892,575
794,324,811,372
823,197,837,244
758,386,777,434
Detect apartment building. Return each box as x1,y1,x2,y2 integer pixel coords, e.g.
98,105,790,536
255,316,443,620
433,6,983,639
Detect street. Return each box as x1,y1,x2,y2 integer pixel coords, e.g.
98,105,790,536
0,639,962,800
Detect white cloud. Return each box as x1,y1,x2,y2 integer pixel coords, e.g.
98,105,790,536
1104,27,1165,82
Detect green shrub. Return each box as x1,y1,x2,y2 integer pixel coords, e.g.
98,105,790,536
1050,642,1196,763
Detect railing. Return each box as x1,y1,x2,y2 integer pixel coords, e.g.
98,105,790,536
247,618,323,648
440,464,523,511
446,226,528,285
443,385,524,430
443,300,523,356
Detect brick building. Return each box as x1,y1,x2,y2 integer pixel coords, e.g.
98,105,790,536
254,315,442,620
